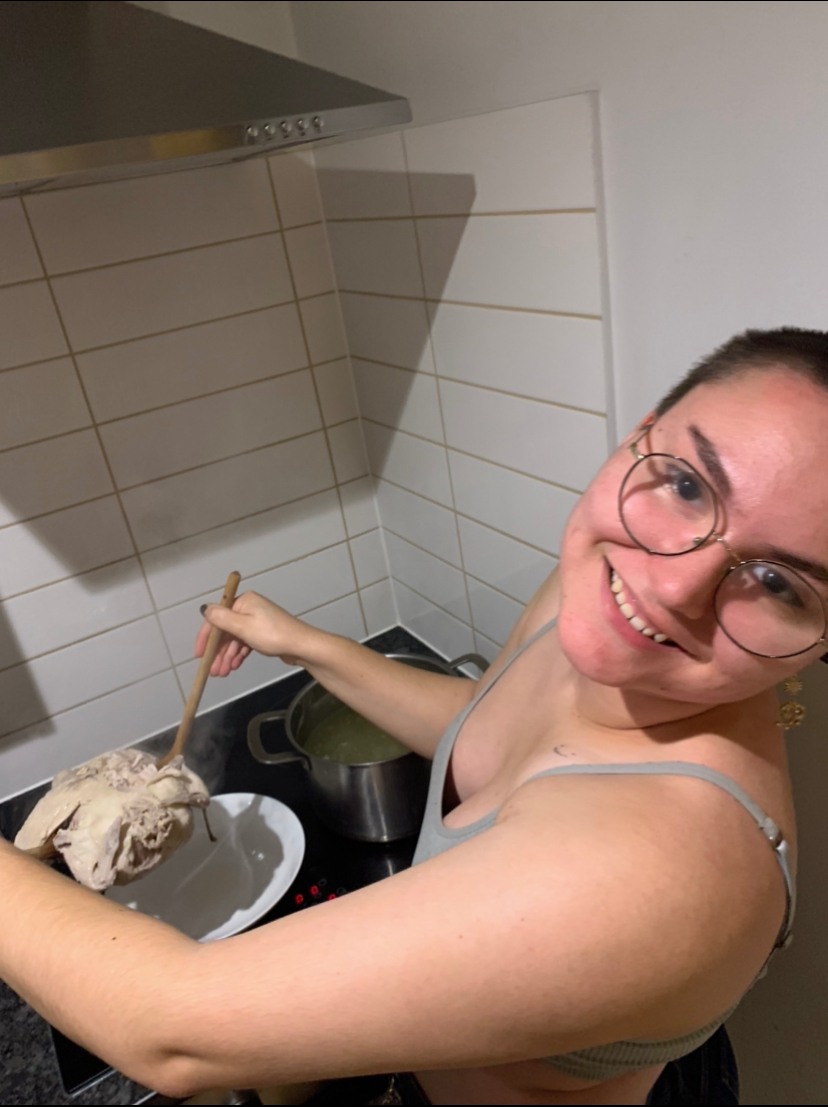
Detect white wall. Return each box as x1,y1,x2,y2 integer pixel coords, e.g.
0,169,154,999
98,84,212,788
291,1,828,431
289,3,828,1104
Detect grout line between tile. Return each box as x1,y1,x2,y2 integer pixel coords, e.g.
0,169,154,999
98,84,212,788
352,354,607,417
339,288,602,320
0,300,301,374
326,207,597,222
35,227,290,281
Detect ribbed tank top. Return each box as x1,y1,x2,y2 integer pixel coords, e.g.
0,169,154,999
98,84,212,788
412,617,795,1081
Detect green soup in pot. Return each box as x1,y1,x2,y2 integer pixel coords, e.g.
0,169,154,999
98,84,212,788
301,702,409,764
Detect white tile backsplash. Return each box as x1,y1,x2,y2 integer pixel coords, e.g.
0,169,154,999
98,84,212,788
352,359,443,440
0,672,184,799
142,489,346,608
327,419,370,482
269,151,325,228
417,214,602,314
0,283,68,370
458,517,557,604
428,302,606,411
0,498,135,598
0,616,169,737
349,529,389,587
0,90,608,801
375,479,461,566
314,132,411,219
0,199,42,286
340,293,435,372
0,430,112,526
76,304,308,422
327,220,422,297
0,357,89,449
403,95,596,214
449,451,578,553
284,223,337,298
121,431,335,550
0,560,153,670
338,476,380,536
466,579,524,647
362,421,453,505
440,378,607,490
52,234,293,349
384,532,470,622
25,160,279,273
100,371,321,488
299,292,349,363
313,359,359,425
360,577,398,636
394,580,475,661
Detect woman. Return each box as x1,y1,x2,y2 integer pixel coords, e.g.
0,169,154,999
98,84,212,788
1,327,823,1105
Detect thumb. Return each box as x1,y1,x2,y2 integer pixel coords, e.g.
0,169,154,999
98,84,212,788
200,602,243,635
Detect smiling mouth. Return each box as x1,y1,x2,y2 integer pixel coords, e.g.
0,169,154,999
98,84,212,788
610,569,677,647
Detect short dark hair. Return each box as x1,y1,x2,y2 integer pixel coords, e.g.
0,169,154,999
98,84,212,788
655,327,828,416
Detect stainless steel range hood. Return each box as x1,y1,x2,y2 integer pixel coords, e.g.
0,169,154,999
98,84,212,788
0,1,411,197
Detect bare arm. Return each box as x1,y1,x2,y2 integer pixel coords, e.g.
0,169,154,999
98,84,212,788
195,591,478,758
0,770,785,1099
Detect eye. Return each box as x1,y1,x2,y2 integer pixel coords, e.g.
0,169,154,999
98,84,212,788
744,564,805,609
666,464,705,504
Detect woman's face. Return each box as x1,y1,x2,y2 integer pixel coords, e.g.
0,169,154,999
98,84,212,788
557,365,828,708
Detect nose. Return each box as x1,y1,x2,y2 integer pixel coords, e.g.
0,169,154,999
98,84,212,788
646,537,734,620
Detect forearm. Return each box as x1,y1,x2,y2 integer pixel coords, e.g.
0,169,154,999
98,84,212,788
0,840,202,1093
296,629,477,758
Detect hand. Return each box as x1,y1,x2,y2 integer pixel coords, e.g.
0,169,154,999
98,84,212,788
195,591,313,677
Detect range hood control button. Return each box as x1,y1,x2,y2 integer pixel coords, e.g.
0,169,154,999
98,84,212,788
263,122,277,138
312,116,324,131
280,120,293,138
246,124,260,141
296,118,308,135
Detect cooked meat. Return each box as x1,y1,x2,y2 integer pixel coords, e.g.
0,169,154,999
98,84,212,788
15,748,209,891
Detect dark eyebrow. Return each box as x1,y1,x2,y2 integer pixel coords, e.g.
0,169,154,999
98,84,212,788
763,547,828,585
688,425,732,499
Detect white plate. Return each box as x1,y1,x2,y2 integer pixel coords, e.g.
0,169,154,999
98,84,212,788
107,793,305,941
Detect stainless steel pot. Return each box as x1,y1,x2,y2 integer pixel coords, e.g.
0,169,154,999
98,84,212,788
247,652,488,842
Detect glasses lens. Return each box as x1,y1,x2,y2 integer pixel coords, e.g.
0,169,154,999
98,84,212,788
619,454,717,554
715,561,826,658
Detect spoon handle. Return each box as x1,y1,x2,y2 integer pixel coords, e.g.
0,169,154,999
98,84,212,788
157,571,241,769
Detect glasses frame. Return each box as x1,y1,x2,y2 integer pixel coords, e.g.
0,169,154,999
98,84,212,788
617,424,828,659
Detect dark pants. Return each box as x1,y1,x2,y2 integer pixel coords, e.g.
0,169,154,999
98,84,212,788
304,1025,740,1105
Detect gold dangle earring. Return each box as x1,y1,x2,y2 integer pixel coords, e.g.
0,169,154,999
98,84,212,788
777,675,806,731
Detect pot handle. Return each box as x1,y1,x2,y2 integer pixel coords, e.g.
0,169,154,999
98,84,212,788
247,710,309,766
447,652,490,676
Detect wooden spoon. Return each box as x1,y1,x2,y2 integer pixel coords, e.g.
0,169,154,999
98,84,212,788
157,570,241,769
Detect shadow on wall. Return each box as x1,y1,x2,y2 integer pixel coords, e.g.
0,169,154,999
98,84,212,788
0,158,475,754
313,163,477,472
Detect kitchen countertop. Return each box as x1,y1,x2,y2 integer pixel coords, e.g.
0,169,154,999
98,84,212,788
0,627,440,1107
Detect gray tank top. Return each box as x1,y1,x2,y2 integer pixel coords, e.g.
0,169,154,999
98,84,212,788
412,617,795,1081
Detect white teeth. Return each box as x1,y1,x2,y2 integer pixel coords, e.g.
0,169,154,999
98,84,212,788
610,570,671,643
